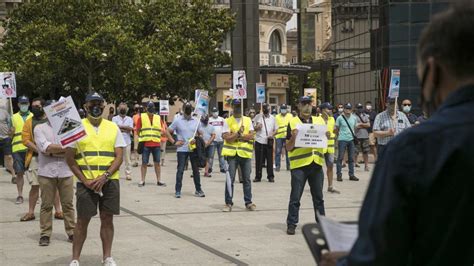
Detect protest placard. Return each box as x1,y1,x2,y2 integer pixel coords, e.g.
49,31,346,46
44,96,86,147
232,70,247,99
159,100,169,115
0,72,17,98
295,124,328,148
256,83,265,103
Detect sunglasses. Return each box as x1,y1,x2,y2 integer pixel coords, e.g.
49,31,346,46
402,104,411,106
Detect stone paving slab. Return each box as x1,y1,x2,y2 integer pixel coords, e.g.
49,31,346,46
0,153,373,265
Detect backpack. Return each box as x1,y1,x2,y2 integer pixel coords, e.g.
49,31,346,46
193,136,207,168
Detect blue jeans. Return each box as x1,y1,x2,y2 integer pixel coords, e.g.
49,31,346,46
275,138,289,170
176,152,202,193
336,140,355,177
225,156,252,205
142,146,161,164
209,141,225,172
287,162,325,226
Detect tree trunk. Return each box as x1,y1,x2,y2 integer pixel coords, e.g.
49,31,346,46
87,61,93,92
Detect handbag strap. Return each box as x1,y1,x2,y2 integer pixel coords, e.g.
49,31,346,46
341,115,357,139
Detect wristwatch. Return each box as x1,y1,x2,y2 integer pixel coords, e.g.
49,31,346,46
103,171,112,179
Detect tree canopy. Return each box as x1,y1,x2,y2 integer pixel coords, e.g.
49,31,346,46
0,0,234,102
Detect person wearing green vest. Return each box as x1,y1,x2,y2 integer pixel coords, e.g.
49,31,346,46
274,104,293,172
11,95,33,204
318,102,340,194
285,96,329,235
66,92,126,266
221,99,256,212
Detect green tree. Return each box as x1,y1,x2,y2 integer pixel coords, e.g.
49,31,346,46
0,0,234,102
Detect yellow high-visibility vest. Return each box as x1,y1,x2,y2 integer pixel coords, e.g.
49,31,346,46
11,112,32,153
222,116,254,159
75,119,119,180
275,113,293,139
316,115,336,154
288,116,325,170
139,113,161,143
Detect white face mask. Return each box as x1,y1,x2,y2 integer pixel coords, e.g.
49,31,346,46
366,105,372,110
338,108,344,113
403,106,411,113
281,109,287,114
212,112,218,118
20,105,29,113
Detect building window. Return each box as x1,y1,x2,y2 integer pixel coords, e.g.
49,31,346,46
269,30,282,53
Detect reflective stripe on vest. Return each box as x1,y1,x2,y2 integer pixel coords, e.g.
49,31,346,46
316,116,336,154
275,113,293,139
288,116,325,169
221,116,254,159
11,112,32,153
75,119,119,180
138,113,161,143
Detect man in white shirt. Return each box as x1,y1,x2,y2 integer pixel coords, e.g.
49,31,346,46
253,103,277,182
112,102,134,180
208,107,226,173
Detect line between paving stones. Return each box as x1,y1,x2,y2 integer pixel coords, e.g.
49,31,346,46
120,206,249,266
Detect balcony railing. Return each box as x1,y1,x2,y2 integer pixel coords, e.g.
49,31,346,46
214,0,293,10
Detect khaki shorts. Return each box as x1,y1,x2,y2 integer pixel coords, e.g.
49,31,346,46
369,133,377,146
27,157,39,186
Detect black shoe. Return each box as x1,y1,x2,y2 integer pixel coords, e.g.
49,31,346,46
337,176,343,182
157,182,167,187
220,169,226,173
253,179,261,183
209,168,213,173
68,234,74,243
287,224,296,235
39,236,50,246
349,176,359,181
268,178,275,183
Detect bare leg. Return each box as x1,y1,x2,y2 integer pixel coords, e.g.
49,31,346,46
100,212,114,260
72,217,91,260
54,189,62,212
327,166,334,188
154,163,161,183
140,164,147,183
204,161,209,175
16,172,24,197
28,185,40,214
5,155,15,179
363,153,369,169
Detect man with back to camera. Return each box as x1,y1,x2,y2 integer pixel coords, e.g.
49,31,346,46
321,5,474,265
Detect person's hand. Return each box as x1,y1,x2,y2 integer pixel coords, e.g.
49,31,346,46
91,175,108,192
326,131,331,138
175,140,184,147
320,251,349,266
190,139,196,145
387,128,395,136
83,179,94,190
291,129,299,139
239,126,245,134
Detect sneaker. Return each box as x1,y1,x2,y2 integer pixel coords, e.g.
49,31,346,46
220,169,226,173
138,181,145,187
355,164,360,168
246,203,256,211
39,236,50,246
204,173,212,178
15,196,24,204
222,204,232,212
327,187,340,194
132,162,139,167
68,234,74,243
336,176,343,182
287,224,296,235
11,176,16,184
194,191,205,197
157,182,166,187
208,168,213,174
349,176,359,181
175,192,181,198
253,179,261,183
273,164,276,169
102,257,117,266
69,260,80,266
268,178,275,183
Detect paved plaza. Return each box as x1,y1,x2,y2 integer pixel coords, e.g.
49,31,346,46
0,153,373,265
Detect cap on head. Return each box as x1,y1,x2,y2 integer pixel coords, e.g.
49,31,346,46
231,99,241,106
344,103,353,109
146,102,155,109
280,104,287,109
319,102,333,110
356,103,363,109
18,96,29,104
211,107,218,112
262,103,269,108
299,96,312,104
85,92,104,102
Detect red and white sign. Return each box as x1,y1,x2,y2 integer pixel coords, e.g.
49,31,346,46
44,96,87,147
0,72,17,98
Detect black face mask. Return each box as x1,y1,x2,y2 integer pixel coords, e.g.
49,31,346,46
420,65,439,117
263,108,269,114
201,118,209,125
31,106,44,118
88,105,103,118
119,109,127,115
184,106,192,116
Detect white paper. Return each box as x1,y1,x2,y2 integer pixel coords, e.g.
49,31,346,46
0,72,17,98
44,96,87,147
232,70,247,99
317,213,358,252
294,124,328,148
159,100,169,115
